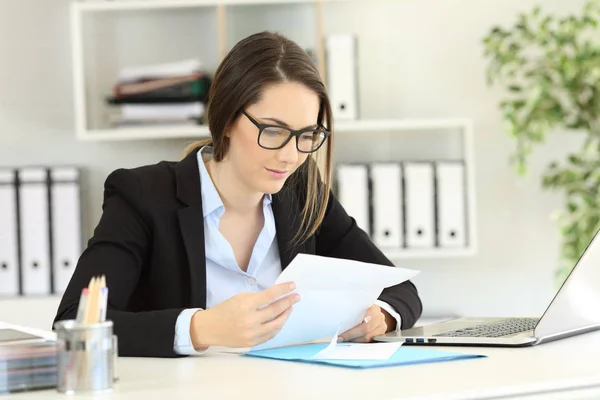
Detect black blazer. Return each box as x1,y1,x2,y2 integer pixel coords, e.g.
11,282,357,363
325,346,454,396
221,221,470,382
54,148,422,358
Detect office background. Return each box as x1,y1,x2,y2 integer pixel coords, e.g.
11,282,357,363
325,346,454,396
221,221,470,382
0,0,587,328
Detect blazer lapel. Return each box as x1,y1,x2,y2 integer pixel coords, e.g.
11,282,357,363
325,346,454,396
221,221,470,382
272,185,304,270
175,149,207,309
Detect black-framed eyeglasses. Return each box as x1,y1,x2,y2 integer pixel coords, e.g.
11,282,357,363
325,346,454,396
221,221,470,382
242,110,331,154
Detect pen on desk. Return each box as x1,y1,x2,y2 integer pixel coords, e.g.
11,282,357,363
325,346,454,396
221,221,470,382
99,278,108,323
92,275,104,324
75,288,88,323
83,277,97,324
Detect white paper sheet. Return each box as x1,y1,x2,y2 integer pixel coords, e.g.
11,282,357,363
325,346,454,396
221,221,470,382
306,327,403,360
312,327,341,357
250,253,419,351
314,341,403,360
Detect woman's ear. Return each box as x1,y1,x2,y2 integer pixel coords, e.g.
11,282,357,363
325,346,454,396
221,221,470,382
225,117,240,138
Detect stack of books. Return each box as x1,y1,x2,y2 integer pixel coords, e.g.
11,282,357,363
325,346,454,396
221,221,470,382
0,341,57,394
106,58,210,128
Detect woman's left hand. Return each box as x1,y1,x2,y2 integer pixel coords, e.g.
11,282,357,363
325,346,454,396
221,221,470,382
338,304,391,343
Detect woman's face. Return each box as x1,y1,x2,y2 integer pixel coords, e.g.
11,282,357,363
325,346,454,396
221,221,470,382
226,81,320,196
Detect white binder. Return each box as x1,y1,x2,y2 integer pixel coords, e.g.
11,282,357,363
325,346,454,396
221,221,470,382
325,34,358,120
0,169,19,296
50,167,82,294
436,162,467,247
404,162,435,248
370,163,403,248
18,167,51,295
336,164,370,234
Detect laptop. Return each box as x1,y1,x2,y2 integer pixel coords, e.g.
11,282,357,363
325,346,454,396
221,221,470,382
375,228,600,347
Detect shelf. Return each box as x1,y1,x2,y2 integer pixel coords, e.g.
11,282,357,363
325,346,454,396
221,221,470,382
76,118,470,141
73,0,347,12
77,125,210,141
335,118,471,133
384,247,476,260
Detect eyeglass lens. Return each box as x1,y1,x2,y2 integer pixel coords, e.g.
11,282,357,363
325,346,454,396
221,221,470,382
259,127,326,152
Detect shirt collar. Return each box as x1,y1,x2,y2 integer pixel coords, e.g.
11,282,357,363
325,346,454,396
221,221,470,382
197,146,272,218
197,146,225,218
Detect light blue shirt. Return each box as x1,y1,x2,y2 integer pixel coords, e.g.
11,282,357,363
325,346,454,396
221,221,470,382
173,146,401,355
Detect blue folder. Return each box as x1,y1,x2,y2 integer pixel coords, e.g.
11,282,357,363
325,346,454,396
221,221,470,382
245,343,485,369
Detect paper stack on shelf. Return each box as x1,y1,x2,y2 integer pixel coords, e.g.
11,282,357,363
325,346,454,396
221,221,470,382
106,58,211,128
0,341,57,394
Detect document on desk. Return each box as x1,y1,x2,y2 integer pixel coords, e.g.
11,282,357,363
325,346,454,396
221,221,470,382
246,324,484,369
250,253,419,351
311,328,403,360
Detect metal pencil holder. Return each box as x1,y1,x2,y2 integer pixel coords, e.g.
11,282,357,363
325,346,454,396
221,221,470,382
53,320,118,394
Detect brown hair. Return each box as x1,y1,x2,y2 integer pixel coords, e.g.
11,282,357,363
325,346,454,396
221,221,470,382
184,31,334,245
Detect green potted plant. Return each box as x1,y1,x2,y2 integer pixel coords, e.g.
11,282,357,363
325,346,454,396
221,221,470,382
482,0,600,285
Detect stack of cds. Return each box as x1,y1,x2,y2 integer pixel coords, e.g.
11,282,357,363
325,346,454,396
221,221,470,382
0,341,57,394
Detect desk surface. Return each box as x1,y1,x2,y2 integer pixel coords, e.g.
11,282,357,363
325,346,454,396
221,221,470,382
2,323,600,400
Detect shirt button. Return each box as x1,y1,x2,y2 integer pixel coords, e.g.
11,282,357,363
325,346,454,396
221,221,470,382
247,277,257,285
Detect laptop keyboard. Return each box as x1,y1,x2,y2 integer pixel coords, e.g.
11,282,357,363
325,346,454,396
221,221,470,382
434,318,540,338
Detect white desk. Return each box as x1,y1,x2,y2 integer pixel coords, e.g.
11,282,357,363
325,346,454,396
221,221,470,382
2,323,600,400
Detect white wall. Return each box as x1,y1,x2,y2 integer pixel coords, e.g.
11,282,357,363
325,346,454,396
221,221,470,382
0,0,589,327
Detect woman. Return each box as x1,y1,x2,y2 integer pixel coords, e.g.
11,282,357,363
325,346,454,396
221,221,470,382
54,31,422,358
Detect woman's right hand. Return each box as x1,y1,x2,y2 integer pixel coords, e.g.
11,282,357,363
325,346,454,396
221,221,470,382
190,282,300,349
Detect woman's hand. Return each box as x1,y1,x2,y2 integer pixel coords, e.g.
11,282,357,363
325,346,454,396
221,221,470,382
338,304,392,343
190,282,300,349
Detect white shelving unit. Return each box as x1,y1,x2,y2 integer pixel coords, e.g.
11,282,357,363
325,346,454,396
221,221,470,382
68,0,477,259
